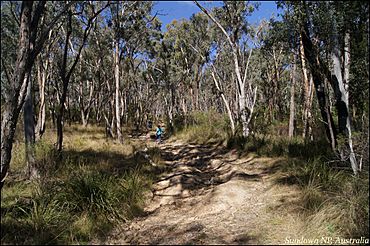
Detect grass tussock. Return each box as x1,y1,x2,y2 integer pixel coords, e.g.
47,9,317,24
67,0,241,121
1,124,160,245
271,147,369,239
300,174,369,239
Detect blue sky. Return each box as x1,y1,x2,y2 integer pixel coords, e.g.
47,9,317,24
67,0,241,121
152,1,282,32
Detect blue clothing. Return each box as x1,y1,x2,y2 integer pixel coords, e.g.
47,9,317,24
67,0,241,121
156,127,163,137
156,127,163,143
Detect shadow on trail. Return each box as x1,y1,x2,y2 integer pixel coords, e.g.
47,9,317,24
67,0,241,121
100,140,308,245
119,142,267,245
150,142,263,203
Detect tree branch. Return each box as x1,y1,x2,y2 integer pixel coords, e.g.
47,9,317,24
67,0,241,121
193,1,233,48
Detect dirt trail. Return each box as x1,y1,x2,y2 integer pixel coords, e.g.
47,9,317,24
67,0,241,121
104,140,304,245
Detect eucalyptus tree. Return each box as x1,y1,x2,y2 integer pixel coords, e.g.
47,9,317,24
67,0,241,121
162,19,196,122
106,1,160,140
257,18,293,124
274,1,315,139
154,16,213,131
54,1,109,151
35,27,59,140
279,1,337,151
195,1,259,137
165,19,194,118
74,12,113,128
323,1,368,173
120,4,162,129
165,13,212,117
280,1,369,175
155,28,180,131
186,13,211,112
82,22,116,136
1,1,75,188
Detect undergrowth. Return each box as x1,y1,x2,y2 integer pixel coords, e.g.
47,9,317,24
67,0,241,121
1,125,161,245
173,111,229,144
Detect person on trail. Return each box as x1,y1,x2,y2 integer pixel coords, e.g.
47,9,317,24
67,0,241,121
155,124,163,143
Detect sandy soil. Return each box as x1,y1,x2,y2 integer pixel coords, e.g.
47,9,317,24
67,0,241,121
101,140,304,245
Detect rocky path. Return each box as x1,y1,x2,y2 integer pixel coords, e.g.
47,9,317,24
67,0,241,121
103,140,304,245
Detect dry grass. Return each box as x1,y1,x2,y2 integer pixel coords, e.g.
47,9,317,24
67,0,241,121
1,124,160,245
271,156,369,239
173,111,230,144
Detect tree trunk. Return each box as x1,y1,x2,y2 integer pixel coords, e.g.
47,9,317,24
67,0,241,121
1,2,38,189
233,46,251,138
114,39,123,143
300,22,337,149
239,95,249,137
23,72,38,179
344,32,358,174
300,33,311,139
211,71,235,135
55,3,108,150
36,58,47,140
56,11,72,152
79,78,94,127
56,83,68,152
331,30,358,175
194,1,257,137
289,54,297,138
1,0,77,188
307,76,314,140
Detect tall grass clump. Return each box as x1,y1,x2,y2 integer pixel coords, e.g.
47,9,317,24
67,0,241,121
57,171,123,220
1,182,72,245
120,168,149,218
301,172,369,239
276,153,369,238
239,123,370,239
226,132,333,160
2,165,152,244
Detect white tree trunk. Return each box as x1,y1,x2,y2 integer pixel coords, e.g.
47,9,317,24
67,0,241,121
194,1,257,137
332,31,358,175
211,71,235,135
343,32,357,172
35,58,47,141
289,54,296,138
300,33,311,139
114,39,123,143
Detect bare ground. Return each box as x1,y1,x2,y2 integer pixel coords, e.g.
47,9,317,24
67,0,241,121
100,139,305,245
